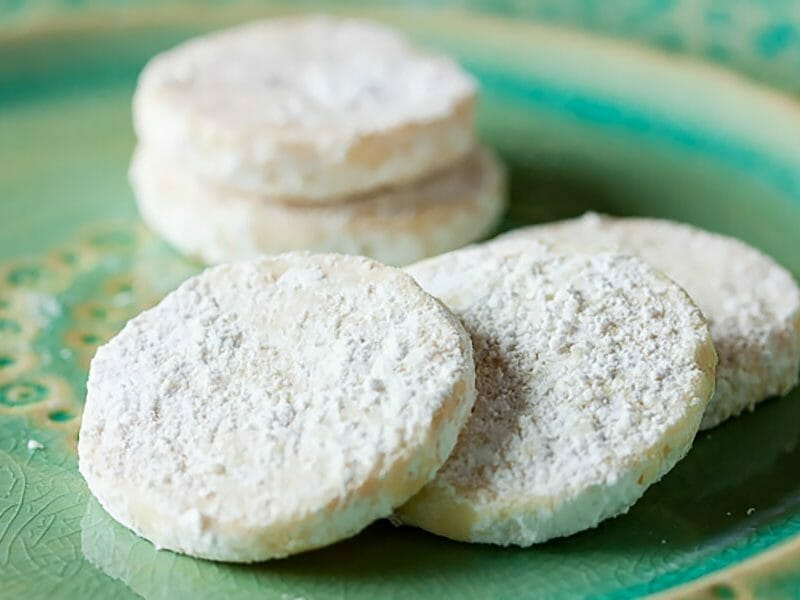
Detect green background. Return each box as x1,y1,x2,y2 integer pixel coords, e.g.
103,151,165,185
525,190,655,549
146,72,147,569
1,4,800,598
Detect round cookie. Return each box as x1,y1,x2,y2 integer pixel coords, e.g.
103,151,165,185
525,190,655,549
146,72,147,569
497,213,800,429
78,253,476,562
397,241,716,546
130,146,505,266
133,15,476,201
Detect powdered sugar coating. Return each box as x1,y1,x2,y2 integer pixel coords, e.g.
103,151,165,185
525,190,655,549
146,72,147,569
78,253,476,561
398,241,716,545
498,214,800,429
131,146,505,266
133,15,476,200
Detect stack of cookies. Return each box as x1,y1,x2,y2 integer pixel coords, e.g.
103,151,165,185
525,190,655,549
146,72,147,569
130,16,506,266
88,14,800,567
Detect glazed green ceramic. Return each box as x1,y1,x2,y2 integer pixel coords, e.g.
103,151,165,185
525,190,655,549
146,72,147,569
2,4,800,599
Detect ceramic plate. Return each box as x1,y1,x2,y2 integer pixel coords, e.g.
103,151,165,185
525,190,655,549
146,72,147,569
2,3,800,598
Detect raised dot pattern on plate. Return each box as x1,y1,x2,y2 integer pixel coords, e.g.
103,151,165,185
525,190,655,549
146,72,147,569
0,221,199,449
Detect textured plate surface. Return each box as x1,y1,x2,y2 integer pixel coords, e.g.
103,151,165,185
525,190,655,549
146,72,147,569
1,4,800,599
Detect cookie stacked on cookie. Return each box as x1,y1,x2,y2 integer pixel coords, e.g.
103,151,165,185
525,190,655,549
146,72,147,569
80,14,799,565
130,16,505,266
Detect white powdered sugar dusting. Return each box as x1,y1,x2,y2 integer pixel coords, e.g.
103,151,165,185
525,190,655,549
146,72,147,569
78,252,475,561
130,145,505,266
133,15,477,199
140,15,474,132
499,213,800,429
400,241,716,545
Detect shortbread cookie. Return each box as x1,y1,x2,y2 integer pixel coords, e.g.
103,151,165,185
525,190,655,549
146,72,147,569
133,15,476,201
497,213,800,429
78,253,476,562
397,241,716,545
131,146,505,266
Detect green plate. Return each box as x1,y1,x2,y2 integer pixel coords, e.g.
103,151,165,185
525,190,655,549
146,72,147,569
2,4,800,599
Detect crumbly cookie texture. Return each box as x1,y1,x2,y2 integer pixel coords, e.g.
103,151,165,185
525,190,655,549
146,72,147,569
133,15,476,201
497,213,800,429
131,146,505,266
78,253,476,562
397,241,716,545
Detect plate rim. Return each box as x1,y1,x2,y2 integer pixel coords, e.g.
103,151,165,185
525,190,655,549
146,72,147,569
2,4,800,597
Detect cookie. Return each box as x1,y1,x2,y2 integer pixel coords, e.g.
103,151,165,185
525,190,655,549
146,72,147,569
133,15,476,201
497,213,800,429
78,253,476,561
397,241,716,545
130,146,505,266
